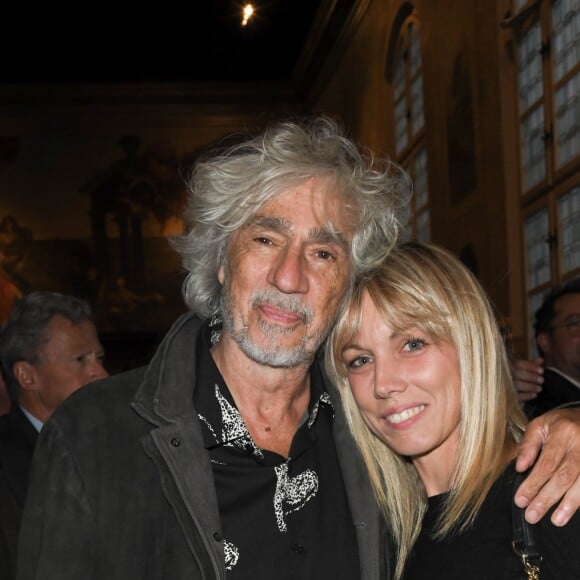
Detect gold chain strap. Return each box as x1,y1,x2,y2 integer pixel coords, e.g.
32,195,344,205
513,542,541,580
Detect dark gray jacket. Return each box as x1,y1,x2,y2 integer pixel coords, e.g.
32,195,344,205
17,313,387,580
0,405,39,580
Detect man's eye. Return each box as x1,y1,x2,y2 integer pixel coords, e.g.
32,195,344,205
255,237,272,245
316,250,335,261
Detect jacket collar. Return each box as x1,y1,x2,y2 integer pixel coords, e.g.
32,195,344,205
132,312,205,425
132,313,334,427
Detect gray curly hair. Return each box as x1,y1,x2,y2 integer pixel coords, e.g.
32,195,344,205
172,114,411,318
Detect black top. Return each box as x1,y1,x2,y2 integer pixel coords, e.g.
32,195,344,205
195,318,360,579
401,461,580,579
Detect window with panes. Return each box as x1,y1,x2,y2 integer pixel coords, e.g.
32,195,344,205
389,13,430,242
505,0,579,355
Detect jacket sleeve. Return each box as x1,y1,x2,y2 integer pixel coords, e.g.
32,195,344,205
16,419,95,580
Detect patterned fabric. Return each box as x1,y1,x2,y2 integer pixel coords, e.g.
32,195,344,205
194,318,360,579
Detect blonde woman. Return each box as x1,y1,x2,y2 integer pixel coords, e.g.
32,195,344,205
326,242,580,579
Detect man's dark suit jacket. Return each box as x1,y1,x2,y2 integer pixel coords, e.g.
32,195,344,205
525,368,580,419
0,406,38,580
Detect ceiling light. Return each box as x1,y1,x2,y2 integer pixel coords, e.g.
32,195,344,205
242,4,255,26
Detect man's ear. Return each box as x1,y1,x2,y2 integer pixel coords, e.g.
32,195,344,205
12,361,40,392
537,331,551,357
217,264,225,285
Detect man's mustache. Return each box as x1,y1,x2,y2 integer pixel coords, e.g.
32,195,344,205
251,290,313,325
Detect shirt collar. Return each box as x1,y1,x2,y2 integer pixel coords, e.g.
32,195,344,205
19,405,44,432
195,317,334,454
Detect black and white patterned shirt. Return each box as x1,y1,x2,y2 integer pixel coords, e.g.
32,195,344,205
194,318,361,579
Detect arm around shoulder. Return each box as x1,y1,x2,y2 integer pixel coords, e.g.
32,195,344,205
515,406,580,526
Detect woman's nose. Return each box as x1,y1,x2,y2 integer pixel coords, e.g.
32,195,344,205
374,362,406,399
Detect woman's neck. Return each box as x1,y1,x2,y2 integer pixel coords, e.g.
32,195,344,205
414,436,519,497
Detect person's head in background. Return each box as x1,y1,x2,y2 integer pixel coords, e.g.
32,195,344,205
0,291,108,425
325,242,527,579
534,277,580,383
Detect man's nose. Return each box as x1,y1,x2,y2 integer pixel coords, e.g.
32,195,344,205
267,247,308,294
87,358,109,382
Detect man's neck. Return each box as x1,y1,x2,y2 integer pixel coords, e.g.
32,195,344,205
210,334,313,457
19,394,51,424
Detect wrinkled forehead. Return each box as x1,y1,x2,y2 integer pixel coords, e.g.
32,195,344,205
246,175,358,244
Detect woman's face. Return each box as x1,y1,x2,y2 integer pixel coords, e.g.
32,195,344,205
341,289,462,490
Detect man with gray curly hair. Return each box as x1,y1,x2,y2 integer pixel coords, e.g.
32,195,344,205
17,116,580,580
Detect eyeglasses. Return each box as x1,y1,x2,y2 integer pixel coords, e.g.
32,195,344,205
549,319,580,337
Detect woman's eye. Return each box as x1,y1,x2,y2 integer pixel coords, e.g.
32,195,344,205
403,338,426,352
347,355,371,368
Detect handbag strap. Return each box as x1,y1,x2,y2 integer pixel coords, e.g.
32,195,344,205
512,471,542,580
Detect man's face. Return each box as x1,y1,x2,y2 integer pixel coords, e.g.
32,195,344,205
217,176,354,368
22,314,108,419
539,293,580,381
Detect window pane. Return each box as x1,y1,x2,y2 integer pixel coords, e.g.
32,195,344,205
411,75,425,134
551,0,579,83
514,0,529,12
393,46,405,100
413,148,429,209
554,71,579,166
558,185,580,273
416,209,430,242
520,106,547,190
517,21,543,111
409,24,422,76
524,208,551,288
394,97,409,154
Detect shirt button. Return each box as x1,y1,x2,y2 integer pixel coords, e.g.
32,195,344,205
171,437,181,447
213,532,222,542
292,543,304,554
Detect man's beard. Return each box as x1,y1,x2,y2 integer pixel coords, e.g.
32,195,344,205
219,285,330,369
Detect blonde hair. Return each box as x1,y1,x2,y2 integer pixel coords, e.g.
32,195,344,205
325,242,527,579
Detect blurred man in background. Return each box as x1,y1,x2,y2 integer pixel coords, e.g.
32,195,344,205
0,291,108,580
525,278,580,419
